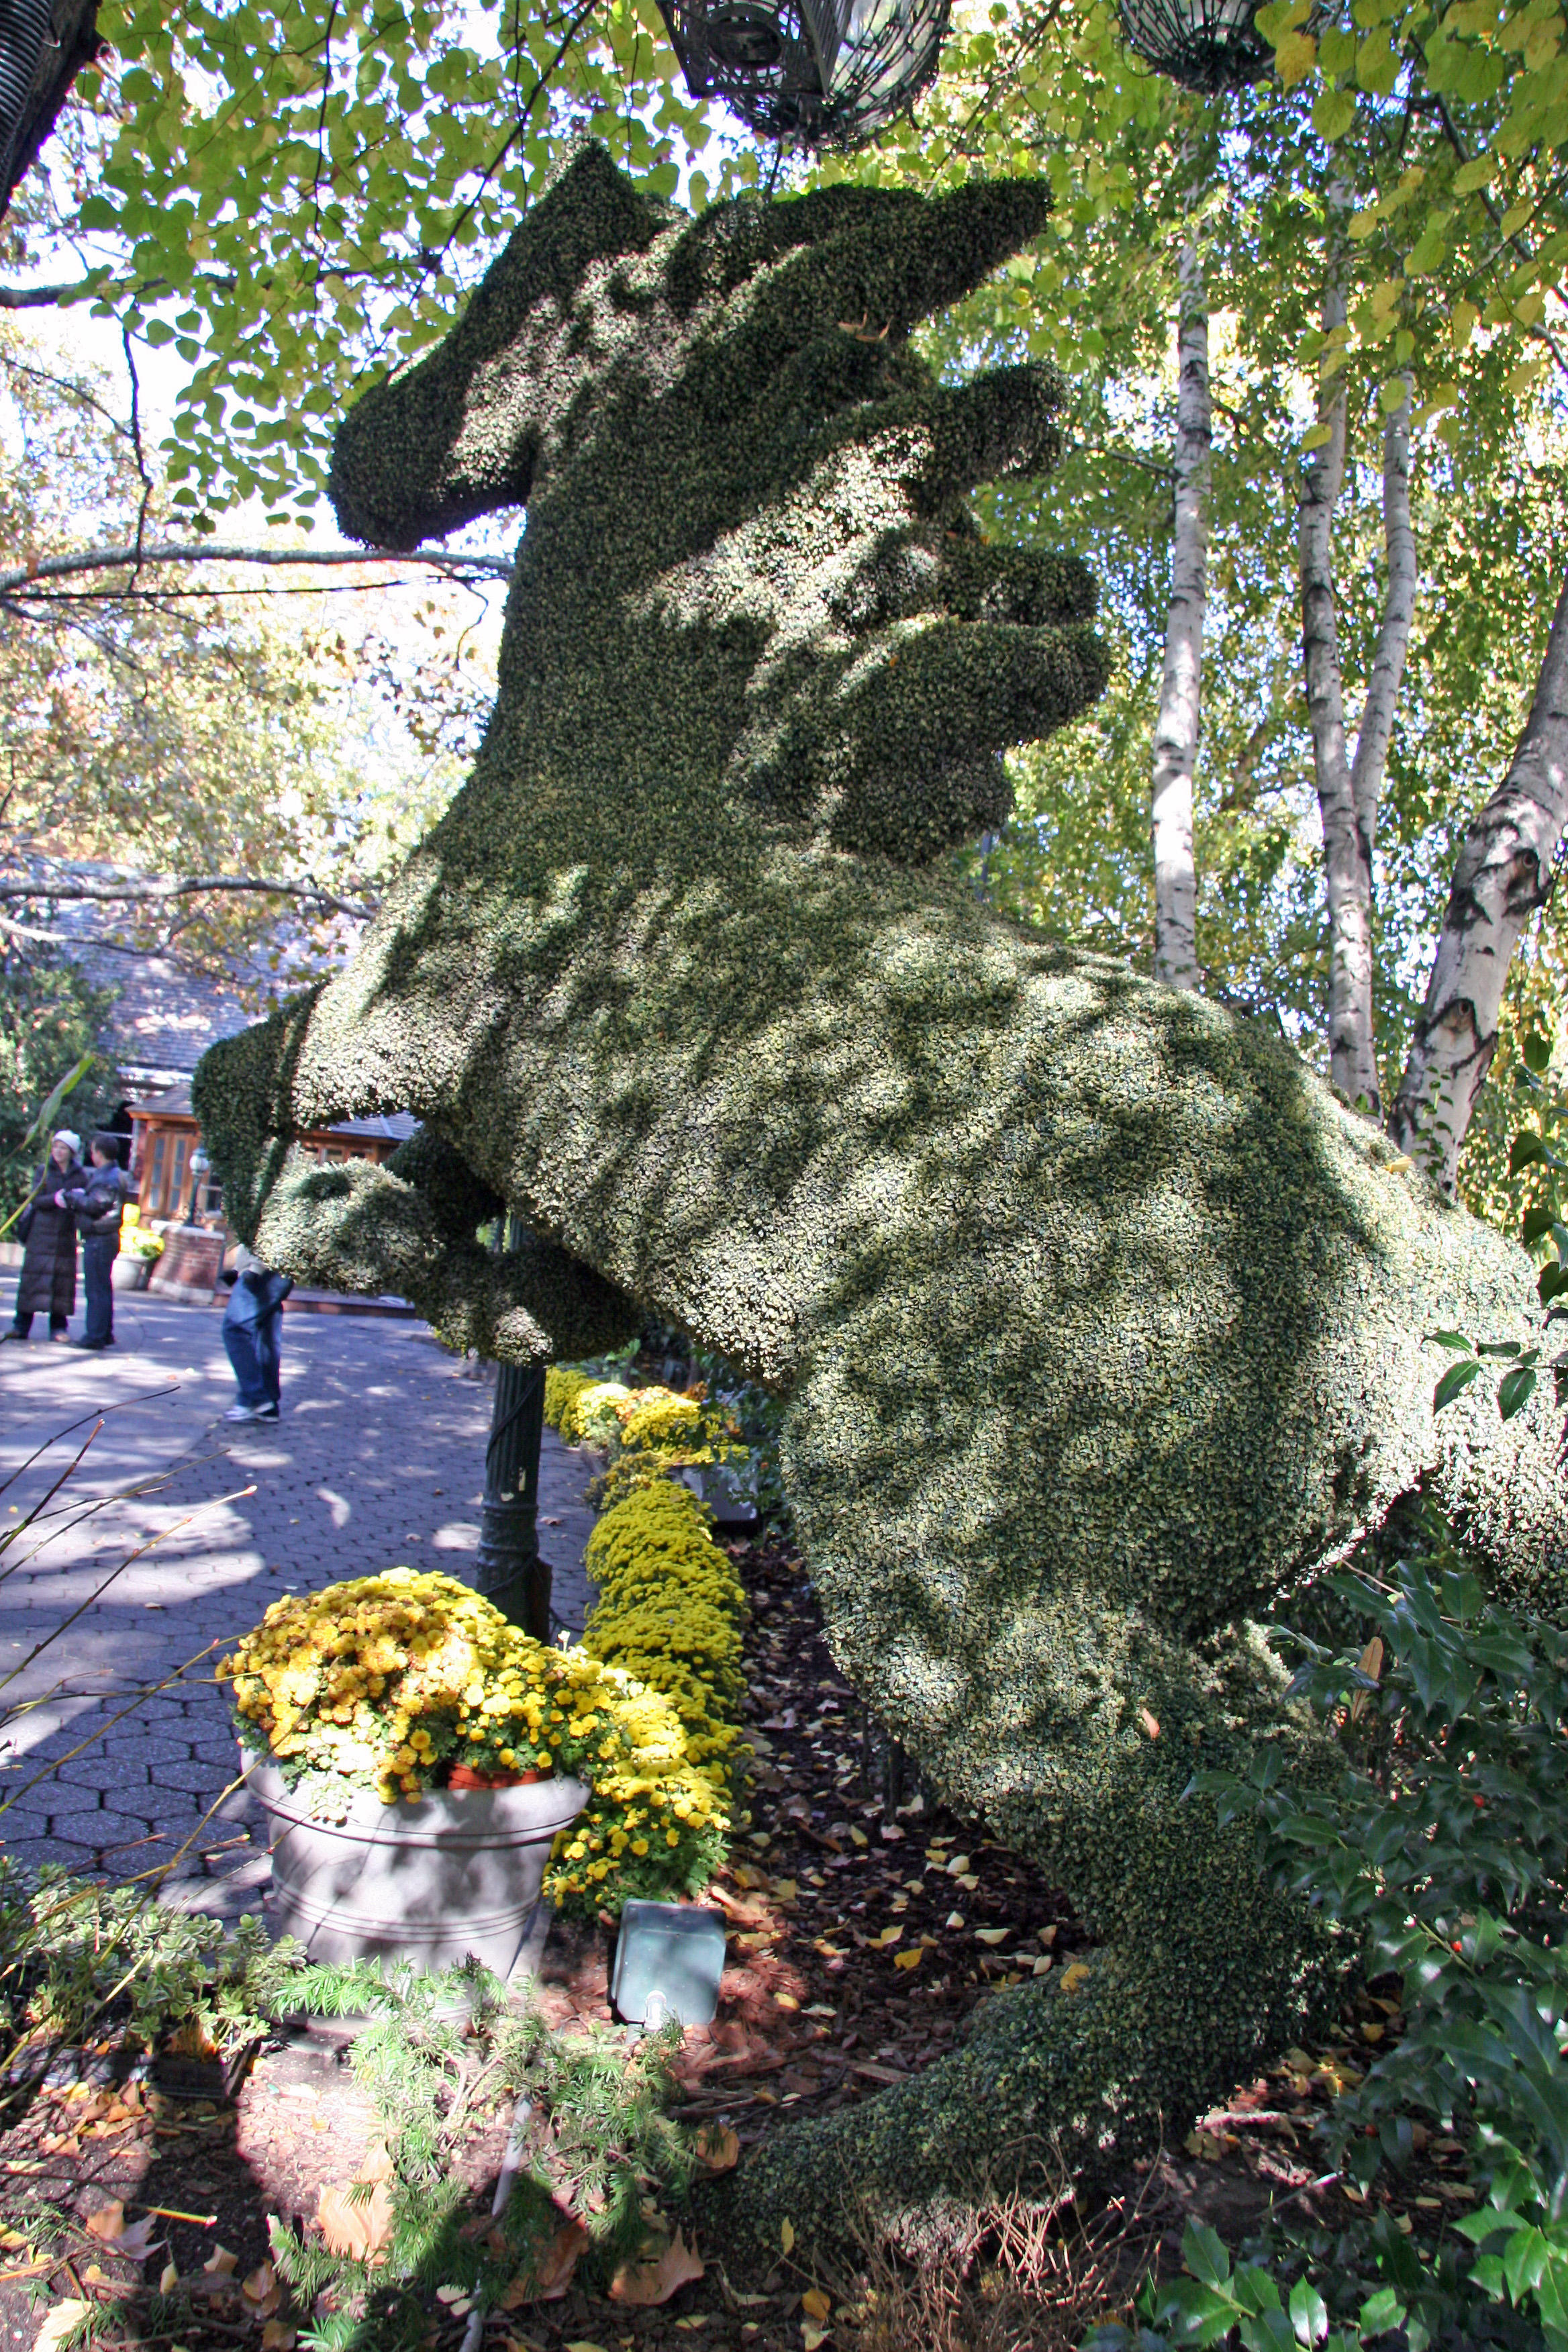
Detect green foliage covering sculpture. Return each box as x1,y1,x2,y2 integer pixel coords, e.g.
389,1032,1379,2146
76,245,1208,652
192,145,1568,2259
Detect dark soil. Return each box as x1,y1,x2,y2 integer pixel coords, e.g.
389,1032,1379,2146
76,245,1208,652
0,1535,1481,2351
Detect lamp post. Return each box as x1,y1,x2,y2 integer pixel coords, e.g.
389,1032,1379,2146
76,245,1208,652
655,0,950,146
474,1359,552,1642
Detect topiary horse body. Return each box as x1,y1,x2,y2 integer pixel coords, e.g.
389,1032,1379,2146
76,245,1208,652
194,144,1568,2254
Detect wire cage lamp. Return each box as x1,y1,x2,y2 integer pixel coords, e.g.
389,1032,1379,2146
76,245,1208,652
654,0,950,148
1117,0,1271,91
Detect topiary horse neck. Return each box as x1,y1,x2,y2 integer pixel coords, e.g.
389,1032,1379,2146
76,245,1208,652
195,142,1567,2258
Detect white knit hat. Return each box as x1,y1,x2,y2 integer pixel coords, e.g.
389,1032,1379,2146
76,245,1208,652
52,1129,81,1155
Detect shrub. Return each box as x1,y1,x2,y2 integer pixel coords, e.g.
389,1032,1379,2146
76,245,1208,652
1175,1506,1568,2351
583,1482,747,1796
560,1378,635,1448
544,1363,595,1436
219,1569,726,1916
0,1869,299,2071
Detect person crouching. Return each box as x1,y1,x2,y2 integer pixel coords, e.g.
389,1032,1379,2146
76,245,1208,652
220,1246,293,1421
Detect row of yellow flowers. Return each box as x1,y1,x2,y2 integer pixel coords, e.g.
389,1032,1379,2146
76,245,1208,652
546,1365,752,1905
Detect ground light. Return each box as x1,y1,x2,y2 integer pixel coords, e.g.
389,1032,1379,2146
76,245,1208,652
611,1900,728,2031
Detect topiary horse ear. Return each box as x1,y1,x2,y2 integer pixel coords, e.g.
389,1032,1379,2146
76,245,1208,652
328,141,677,548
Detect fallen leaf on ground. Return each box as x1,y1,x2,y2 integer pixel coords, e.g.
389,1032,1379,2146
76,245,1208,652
317,2180,395,2262
34,2300,91,2351
563,2341,611,2351
974,1928,1010,1947
694,2124,740,2173
159,2262,179,2294
609,2228,705,2306
243,2260,282,2314
781,2218,795,2255
500,2218,589,2306
893,1948,922,1970
260,2325,297,2351
872,1924,902,1947
85,2201,159,2261
1059,1961,1091,1993
801,2288,832,2321
205,2243,240,2276
803,2324,830,2351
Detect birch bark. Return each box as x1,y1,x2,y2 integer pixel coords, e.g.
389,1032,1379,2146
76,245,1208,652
1351,381,1416,867
1387,569,1568,1191
1299,271,1384,1116
1150,239,1208,993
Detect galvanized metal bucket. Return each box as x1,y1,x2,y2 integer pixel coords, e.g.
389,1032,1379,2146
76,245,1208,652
250,1760,587,1975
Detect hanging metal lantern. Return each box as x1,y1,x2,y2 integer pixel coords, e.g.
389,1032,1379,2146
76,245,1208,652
1117,0,1269,91
655,0,950,148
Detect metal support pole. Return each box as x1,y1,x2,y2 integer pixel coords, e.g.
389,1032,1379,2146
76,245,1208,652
473,1359,551,1640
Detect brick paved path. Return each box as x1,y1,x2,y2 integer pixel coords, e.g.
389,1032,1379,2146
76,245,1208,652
0,1280,596,1915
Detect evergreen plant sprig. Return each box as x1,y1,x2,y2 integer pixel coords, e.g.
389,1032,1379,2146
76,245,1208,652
270,1961,699,2352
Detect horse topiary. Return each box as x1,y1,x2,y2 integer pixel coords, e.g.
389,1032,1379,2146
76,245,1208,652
193,142,1567,2259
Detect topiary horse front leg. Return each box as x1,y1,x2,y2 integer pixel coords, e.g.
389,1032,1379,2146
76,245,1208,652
193,1011,637,1362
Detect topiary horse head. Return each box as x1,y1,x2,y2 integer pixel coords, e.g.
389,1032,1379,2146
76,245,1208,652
194,143,1568,2257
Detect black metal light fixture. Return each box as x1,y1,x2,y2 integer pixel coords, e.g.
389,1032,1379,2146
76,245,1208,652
655,0,950,148
1117,0,1270,91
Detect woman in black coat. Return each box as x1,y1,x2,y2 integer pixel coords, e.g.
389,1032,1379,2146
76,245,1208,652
6,1131,85,1340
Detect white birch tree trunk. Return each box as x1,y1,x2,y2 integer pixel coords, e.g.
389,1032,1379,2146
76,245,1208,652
1299,271,1385,1117
1387,569,1568,1190
1150,239,1208,992
1351,379,1415,869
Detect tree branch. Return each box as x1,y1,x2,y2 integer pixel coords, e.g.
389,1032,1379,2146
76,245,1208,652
0,276,104,307
0,542,514,597
0,871,377,920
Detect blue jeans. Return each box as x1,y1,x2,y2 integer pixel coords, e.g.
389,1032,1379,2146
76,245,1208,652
223,1308,283,1410
81,1237,117,1346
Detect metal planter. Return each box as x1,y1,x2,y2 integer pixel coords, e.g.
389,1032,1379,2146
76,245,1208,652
251,1760,587,1976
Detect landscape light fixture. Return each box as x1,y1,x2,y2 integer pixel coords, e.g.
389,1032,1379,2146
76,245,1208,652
610,1901,728,2032
1116,0,1270,91
654,0,950,147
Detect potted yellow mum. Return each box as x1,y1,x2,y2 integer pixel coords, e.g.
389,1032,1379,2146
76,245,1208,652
221,1569,728,1972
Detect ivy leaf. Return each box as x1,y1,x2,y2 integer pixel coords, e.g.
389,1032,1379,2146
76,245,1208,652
1433,1358,1483,1412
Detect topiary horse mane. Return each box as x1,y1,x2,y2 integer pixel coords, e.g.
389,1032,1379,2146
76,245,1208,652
194,142,1567,2255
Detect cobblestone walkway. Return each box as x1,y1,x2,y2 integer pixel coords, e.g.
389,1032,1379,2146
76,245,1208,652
0,1282,596,1914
